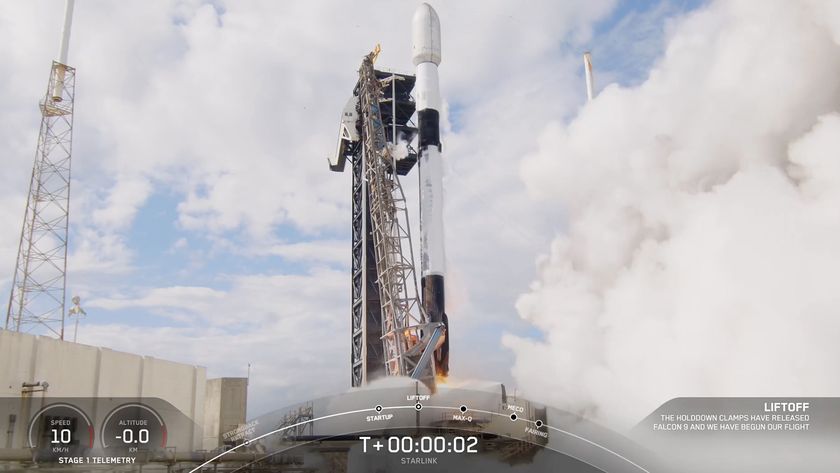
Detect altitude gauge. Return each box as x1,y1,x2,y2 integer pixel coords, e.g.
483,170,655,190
27,403,94,461
100,403,167,454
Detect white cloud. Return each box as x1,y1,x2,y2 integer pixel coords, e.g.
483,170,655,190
509,0,840,429
0,0,631,415
77,319,346,417
79,267,347,415
87,266,345,326
0,0,615,242
260,240,347,265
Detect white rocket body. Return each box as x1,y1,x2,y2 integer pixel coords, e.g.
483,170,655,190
58,0,75,65
412,3,449,377
412,3,445,279
584,52,594,102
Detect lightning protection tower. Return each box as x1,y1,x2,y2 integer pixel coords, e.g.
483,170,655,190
5,0,77,339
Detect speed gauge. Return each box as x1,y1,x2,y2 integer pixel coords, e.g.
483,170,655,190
27,403,94,461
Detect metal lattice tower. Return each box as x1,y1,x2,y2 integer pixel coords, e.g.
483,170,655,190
5,55,76,337
356,51,441,383
332,47,444,387
336,60,421,386
349,119,378,386
275,404,314,442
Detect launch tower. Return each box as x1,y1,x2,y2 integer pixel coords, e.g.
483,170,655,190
330,4,449,389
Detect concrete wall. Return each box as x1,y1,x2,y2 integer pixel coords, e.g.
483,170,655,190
203,378,247,450
0,330,207,451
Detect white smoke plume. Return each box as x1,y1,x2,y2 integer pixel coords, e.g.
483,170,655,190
506,0,840,429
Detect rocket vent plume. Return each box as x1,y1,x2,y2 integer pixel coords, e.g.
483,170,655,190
511,0,840,429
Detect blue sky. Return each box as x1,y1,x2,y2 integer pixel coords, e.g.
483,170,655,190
116,0,702,299
0,0,709,417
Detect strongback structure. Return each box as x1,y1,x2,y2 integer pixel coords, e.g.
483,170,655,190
5,0,76,339
331,48,445,388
